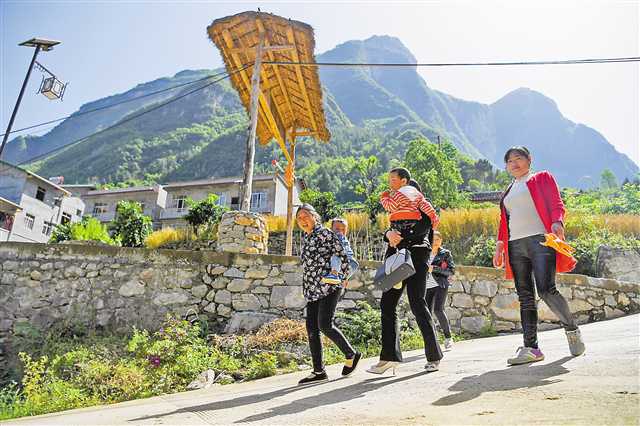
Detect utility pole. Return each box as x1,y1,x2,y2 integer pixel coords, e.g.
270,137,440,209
0,38,60,159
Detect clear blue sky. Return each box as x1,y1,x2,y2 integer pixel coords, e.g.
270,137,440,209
1,0,638,165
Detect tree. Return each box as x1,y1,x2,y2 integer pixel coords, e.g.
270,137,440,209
109,201,152,247
404,138,466,208
183,194,228,235
600,169,618,190
299,189,344,222
353,156,384,200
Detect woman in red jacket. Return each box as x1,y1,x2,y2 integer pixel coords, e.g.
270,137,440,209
493,146,585,365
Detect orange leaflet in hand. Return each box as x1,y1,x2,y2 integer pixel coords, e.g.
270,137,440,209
540,233,576,258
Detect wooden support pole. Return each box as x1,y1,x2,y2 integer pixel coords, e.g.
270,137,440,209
240,36,264,212
285,134,296,256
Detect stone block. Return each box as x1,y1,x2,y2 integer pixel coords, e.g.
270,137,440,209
232,294,261,311
472,281,498,297
223,268,244,278
494,321,516,332
214,290,232,305
190,285,209,299
270,286,306,309
118,280,145,297
569,299,593,314
461,316,488,334
226,312,278,333
283,273,302,286
262,277,285,286
245,268,270,279
153,292,189,306
203,302,218,314
444,307,461,320
338,300,357,309
452,294,474,308
217,304,232,318
228,279,252,292
211,277,229,289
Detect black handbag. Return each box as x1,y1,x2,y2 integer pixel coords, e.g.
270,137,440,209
373,248,416,292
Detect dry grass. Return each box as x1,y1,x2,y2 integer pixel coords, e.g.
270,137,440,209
263,215,288,233
565,212,640,239
263,207,637,241
438,208,500,241
246,318,308,349
145,227,194,249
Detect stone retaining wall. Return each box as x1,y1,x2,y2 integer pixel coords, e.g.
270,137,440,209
1,242,638,376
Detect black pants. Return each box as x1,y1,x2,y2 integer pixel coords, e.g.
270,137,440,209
426,286,452,339
380,246,443,362
306,289,356,372
508,234,578,349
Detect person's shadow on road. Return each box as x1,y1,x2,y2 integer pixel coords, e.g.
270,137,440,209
432,356,573,406
130,371,428,424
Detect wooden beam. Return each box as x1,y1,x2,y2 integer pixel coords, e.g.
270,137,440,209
239,36,263,212
227,45,294,55
255,19,296,125
285,26,319,136
285,129,296,257
220,29,292,164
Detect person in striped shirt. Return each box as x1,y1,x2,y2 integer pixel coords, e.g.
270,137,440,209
367,168,444,375
380,173,439,227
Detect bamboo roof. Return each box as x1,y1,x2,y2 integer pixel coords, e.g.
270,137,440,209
207,11,330,151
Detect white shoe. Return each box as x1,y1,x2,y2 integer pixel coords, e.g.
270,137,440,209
424,360,440,373
444,338,453,351
366,361,398,375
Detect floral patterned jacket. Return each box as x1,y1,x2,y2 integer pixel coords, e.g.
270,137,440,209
300,225,350,302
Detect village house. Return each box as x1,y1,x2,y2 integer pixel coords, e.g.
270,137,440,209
76,174,303,229
0,160,85,243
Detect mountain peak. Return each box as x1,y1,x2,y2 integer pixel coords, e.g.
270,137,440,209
493,87,561,114
319,34,416,64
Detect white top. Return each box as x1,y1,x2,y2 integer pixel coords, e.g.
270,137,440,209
503,172,546,241
426,253,439,289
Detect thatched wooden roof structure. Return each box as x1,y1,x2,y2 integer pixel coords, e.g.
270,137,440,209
207,11,330,151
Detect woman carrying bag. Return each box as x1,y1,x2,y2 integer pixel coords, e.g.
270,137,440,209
367,168,443,374
493,146,585,365
426,231,455,351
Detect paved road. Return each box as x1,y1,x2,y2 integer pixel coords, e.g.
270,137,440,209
4,314,639,425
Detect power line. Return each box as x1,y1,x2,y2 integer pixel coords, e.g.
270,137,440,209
0,68,233,138
5,55,637,139
264,56,640,67
18,66,248,166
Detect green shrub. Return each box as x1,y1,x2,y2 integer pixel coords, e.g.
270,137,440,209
183,194,228,236
464,236,496,267
245,353,277,380
336,302,382,352
108,201,152,247
569,231,639,276
70,217,116,244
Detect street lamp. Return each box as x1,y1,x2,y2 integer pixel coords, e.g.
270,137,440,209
0,38,61,159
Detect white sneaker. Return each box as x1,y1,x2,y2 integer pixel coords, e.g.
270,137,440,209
424,360,440,372
444,338,453,351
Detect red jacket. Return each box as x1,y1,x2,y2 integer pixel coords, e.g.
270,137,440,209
497,170,576,279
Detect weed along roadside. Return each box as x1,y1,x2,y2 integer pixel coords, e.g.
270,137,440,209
0,305,448,420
